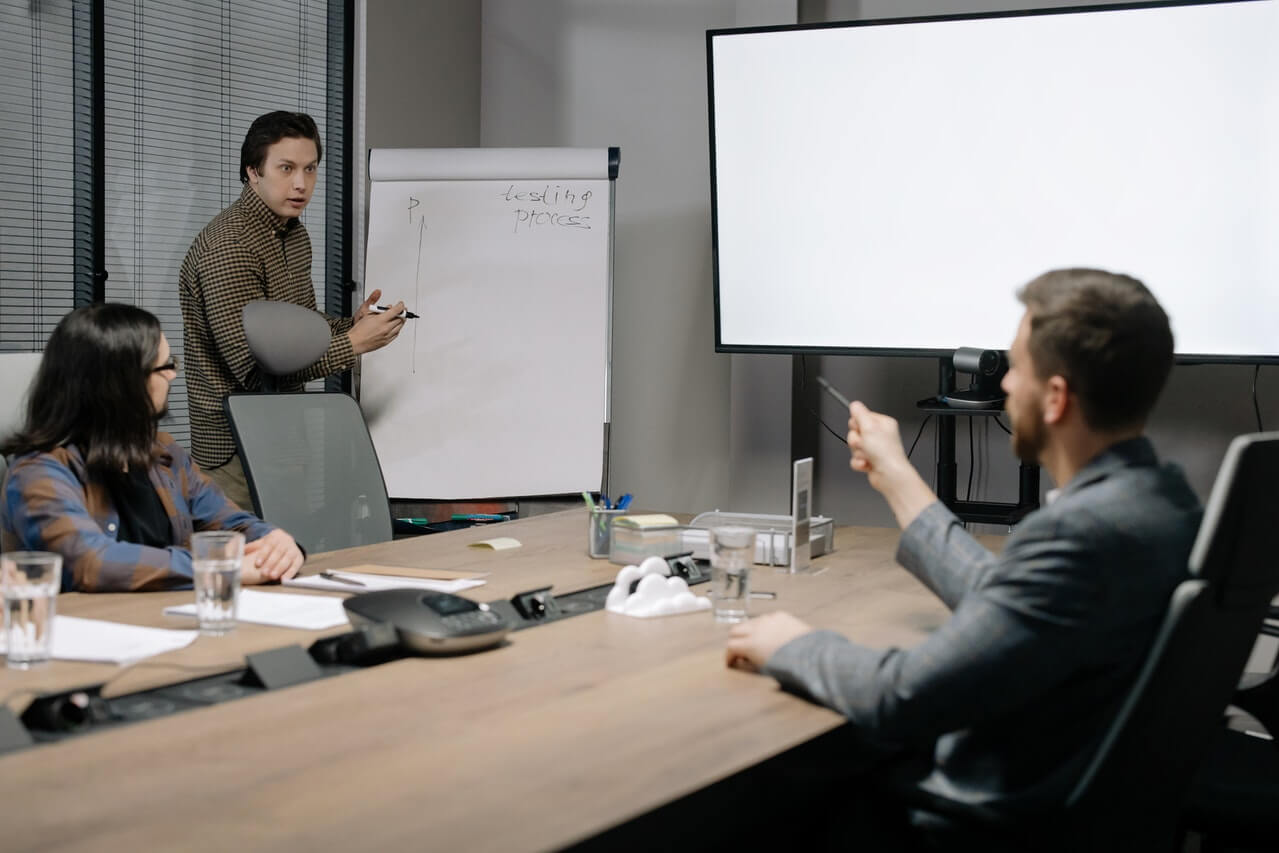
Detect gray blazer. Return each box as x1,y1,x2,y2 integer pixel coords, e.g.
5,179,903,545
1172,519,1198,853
763,437,1202,811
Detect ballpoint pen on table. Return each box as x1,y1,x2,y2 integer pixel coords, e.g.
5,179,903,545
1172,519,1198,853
319,571,366,587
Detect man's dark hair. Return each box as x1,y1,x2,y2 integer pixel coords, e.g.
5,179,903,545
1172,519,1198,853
1018,268,1174,432
1,303,163,480
239,111,322,184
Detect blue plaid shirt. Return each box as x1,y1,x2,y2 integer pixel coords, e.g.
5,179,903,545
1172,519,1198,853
1,432,274,592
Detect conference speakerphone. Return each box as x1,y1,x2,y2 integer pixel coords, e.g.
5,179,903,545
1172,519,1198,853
343,589,511,655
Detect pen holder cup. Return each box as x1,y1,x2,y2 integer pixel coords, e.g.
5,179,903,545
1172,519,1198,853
588,508,626,559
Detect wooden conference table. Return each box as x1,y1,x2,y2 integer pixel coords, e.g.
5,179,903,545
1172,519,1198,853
0,510,951,851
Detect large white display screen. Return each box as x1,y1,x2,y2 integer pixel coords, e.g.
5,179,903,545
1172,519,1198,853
708,1,1278,360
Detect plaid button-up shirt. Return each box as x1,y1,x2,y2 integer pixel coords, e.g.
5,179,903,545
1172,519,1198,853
180,184,355,469
0,433,275,592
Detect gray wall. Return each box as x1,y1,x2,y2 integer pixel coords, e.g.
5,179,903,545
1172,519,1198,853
361,0,1279,526
480,0,797,515
363,0,481,150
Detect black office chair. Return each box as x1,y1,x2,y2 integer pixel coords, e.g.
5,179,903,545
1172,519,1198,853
226,301,441,553
901,432,1279,853
1183,726,1279,851
1182,613,1279,848
1223,603,1279,739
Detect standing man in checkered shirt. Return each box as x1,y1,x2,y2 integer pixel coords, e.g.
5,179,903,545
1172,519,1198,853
180,111,406,508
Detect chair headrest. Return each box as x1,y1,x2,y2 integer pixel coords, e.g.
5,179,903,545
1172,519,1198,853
241,301,331,377
1189,432,1279,608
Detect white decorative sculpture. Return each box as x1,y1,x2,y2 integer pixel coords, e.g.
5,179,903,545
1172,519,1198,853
605,556,711,619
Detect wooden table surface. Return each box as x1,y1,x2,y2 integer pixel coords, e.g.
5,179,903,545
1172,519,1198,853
0,510,951,851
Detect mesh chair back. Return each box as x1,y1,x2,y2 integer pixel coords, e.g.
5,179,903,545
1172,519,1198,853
224,392,394,553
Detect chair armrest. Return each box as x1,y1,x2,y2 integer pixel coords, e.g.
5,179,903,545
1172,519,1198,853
1233,669,1279,737
892,784,1009,828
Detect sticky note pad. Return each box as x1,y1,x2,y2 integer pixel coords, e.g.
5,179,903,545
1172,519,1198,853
613,514,679,529
468,537,522,551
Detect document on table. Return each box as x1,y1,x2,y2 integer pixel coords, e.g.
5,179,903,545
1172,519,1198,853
0,616,198,665
164,589,350,630
283,571,486,595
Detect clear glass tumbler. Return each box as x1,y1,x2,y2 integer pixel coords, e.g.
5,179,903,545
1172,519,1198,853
710,526,755,623
191,530,244,636
2,551,62,668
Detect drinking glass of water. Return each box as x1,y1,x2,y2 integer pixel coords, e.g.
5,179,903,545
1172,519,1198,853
191,530,244,636
709,526,755,624
2,551,62,669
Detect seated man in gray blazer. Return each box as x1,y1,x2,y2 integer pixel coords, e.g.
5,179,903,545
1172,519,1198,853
727,268,1201,817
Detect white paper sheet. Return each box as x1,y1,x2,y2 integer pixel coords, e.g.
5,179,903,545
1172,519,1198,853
0,616,198,665
283,572,485,595
164,589,350,631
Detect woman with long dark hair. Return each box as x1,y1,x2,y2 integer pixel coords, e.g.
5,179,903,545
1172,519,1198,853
1,303,303,591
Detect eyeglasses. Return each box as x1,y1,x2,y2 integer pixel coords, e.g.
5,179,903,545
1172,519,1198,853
151,355,180,374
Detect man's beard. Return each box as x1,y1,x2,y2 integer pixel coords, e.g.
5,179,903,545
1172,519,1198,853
154,406,169,422
1009,400,1045,464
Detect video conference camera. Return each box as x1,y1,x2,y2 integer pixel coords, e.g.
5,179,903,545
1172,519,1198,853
941,347,1008,409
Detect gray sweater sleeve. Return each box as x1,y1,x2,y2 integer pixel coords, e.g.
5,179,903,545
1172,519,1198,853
896,500,999,609
761,513,1103,745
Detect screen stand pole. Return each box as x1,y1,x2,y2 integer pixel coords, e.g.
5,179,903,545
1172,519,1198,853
924,356,1039,527
935,357,958,506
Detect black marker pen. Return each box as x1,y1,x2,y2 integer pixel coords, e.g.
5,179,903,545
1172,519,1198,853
371,305,420,319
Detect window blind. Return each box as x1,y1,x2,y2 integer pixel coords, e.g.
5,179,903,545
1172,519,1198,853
102,0,338,444
0,0,80,354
